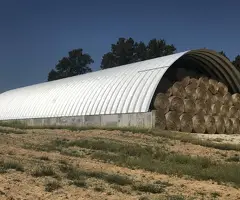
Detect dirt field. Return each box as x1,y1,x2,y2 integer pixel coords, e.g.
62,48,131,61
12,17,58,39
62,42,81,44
0,127,240,200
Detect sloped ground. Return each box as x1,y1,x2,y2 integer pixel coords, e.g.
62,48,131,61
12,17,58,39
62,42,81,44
0,126,240,200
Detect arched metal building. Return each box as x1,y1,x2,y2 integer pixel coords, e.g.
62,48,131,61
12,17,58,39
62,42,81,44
0,49,239,128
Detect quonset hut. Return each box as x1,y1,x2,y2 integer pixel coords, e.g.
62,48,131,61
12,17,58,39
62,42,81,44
0,49,239,128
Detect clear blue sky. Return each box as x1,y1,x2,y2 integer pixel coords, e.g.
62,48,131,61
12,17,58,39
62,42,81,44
0,0,239,92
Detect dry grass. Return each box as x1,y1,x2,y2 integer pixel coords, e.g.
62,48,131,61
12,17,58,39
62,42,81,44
0,124,240,199
32,165,56,177
0,160,24,172
45,180,61,192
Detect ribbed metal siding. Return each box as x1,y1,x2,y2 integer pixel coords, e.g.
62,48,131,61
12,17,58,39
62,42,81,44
0,51,188,120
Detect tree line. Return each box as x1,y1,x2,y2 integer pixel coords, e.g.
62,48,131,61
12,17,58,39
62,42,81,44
47,38,240,81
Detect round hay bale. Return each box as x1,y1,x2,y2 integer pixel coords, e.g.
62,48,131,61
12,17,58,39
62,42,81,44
205,99,212,115
215,93,224,104
211,95,218,104
218,82,228,95
181,76,191,87
208,79,218,94
179,113,193,132
195,99,207,114
236,110,240,119
214,116,225,134
198,76,209,90
219,105,229,117
189,78,199,88
172,82,186,98
232,93,240,108
224,118,234,134
185,84,197,100
183,99,196,115
155,109,166,130
192,114,206,133
166,87,173,97
228,106,238,118
223,93,233,106
211,102,221,116
169,96,184,114
206,90,213,102
196,86,208,100
230,118,240,134
153,93,170,113
204,115,216,134
165,111,180,131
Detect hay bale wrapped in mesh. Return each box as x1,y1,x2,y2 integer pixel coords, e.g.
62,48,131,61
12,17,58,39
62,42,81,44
169,96,184,114
208,79,219,94
198,76,209,90
211,101,221,116
166,87,172,97
224,118,234,134
155,109,166,130
183,99,196,115
153,93,170,113
185,84,197,100
206,90,213,102
196,86,208,100
172,81,186,98
189,78,199,88
165,111,180,131
236,110,240,119
195,99,207,115
204,115,216,134
219,105,229,117
232,93,240,109
179,113,193,132
181,76,191,87
215,93,224,104
228,106,238,118
223,93,233,106
192,114,206,133
230,118,240,134
218,82,228,95
205,99,212,115
214,116,225,134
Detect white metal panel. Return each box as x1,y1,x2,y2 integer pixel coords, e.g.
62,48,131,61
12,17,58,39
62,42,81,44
0,51,188,120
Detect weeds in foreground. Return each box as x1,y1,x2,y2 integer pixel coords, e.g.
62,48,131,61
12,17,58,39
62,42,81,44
151,130,240,152
211,192,221,198
72,179,87,188
0,127,26,134
90,144,240,187
38,156,50,161
0,160,24,172
166,195,186,200
3,119,240,152
6,118,240,152
45,180,61,192
60,164,133,186
133,183,165,193
226,155,240,162
32,166,56,177
94,186,105,192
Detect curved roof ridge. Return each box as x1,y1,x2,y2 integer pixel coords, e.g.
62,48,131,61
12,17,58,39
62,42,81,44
0,49,238,120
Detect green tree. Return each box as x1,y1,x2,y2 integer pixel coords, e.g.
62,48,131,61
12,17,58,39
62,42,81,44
48,49,93,81
232,55,240,70
145,39,176,59
100,38,176,69
218,51,230,60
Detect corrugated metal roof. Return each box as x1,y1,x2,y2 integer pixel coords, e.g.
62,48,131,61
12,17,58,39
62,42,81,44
1,48,240,120
0,51,188,120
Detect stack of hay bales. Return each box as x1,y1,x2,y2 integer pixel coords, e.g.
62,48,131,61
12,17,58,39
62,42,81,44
154,76,240,134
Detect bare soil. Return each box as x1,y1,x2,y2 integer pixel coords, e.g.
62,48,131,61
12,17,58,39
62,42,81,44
0,127,239,200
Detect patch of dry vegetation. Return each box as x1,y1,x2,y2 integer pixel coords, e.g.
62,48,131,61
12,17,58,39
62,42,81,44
0,124,240,199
